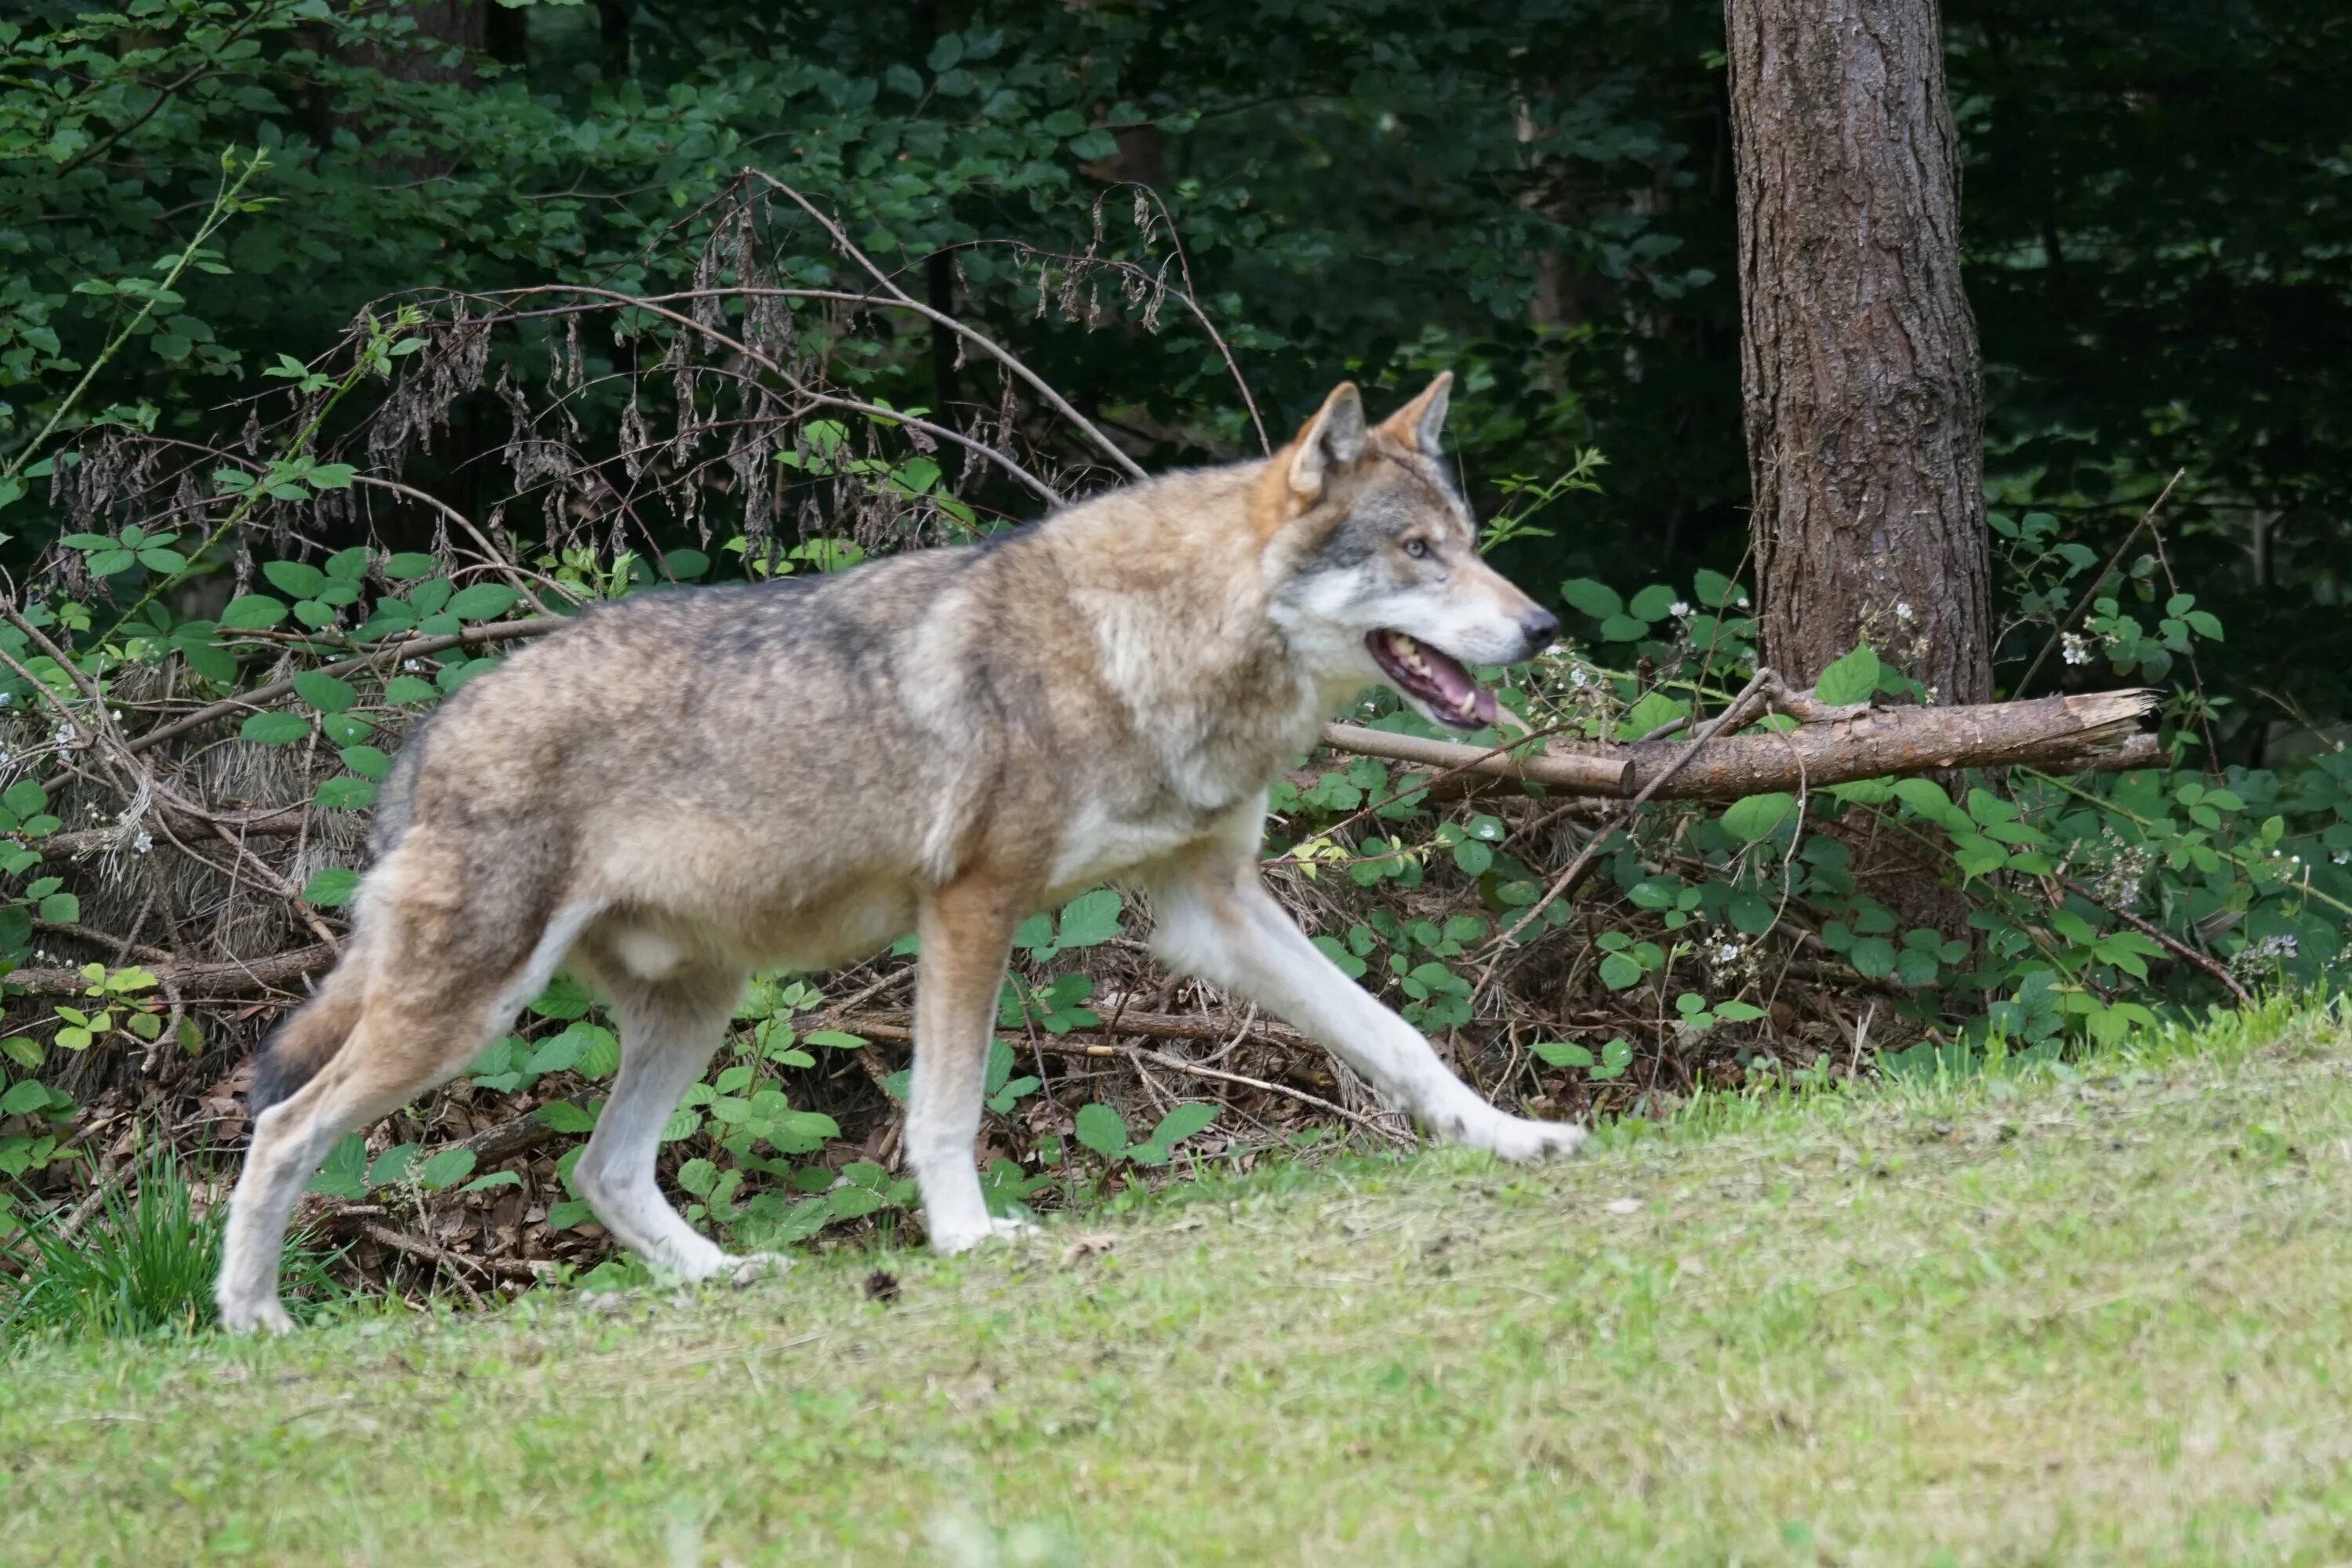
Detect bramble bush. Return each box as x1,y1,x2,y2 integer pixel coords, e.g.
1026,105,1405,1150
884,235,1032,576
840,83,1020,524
0,122,2343,1318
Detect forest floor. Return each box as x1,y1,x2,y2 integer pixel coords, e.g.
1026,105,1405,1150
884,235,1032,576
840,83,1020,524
6,998,2352,1566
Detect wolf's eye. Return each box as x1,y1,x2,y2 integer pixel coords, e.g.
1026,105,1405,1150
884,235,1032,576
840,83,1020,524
1403,539,1430,559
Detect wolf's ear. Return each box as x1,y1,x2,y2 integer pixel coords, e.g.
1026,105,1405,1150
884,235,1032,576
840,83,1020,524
1373,371,1453,456
1286,382,1367,504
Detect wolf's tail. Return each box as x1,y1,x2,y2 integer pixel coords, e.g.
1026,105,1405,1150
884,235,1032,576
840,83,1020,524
248,944,372,1118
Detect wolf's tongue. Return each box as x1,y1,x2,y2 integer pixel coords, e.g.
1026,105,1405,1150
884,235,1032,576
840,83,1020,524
1421,644,1497,725
1371,630,1499,728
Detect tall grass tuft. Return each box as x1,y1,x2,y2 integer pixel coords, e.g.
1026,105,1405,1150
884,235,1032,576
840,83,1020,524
0,1145,346,1345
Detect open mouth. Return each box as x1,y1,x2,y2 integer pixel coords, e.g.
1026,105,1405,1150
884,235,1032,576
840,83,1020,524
1367,630,1498,731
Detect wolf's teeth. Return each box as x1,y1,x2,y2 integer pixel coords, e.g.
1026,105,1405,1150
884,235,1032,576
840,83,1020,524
1457,689,1479,717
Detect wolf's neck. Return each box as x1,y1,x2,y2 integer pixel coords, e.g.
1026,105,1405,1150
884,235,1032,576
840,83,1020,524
1046,460,1333,808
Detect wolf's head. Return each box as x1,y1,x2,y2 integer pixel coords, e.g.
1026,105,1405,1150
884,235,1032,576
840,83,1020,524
1260,374,1558,732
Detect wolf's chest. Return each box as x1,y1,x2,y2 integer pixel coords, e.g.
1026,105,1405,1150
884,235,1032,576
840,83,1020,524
1043,799,1236,896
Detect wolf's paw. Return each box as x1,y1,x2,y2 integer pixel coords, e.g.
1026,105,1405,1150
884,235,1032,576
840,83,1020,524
1459,1112,1586,1163
929,1214,1041,1257
724,1252,792,1287
216,1293,296,1335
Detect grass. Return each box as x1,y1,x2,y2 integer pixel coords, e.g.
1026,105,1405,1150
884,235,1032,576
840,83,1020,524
6,995,2352,1565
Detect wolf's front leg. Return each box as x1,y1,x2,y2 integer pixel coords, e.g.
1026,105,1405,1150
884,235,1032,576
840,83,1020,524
907,870,1043,1254
1149,859,1584,1160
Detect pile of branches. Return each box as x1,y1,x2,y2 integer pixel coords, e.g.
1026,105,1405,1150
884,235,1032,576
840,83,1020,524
0,172,2162,1302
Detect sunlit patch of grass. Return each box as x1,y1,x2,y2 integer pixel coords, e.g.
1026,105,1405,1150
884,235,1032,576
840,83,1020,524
1,995,2347,1564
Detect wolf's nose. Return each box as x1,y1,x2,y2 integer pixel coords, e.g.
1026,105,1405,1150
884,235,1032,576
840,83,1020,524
1518,608,1560,655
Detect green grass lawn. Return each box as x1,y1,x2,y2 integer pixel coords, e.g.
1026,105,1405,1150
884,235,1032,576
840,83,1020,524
9,998,2352,1566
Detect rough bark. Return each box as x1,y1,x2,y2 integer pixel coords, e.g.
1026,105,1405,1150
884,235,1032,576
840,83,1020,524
1725,0,1992,706
1323,688,2157,803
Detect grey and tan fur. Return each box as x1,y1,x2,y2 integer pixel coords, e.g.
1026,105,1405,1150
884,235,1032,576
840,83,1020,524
215,374,1581,1333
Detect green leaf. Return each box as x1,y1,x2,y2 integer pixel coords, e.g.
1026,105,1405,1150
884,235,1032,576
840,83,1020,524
1721,793,1797,843
1074,1102,1128,1158
300,867,360,906
219,593,287,631
262,561,327,600
1849,938,1897,978
525,1033,584,1075
460,1171,521,1193
1812,645,1879,706
1713,1000,1769,1022
1598,614,1651,644
1729,891,1778,935
2,781,48,819
677,1157,717,1198
1628,584,1679,621
292,670,356,713
339,744,391,779
1892,778,1960,826
367,1144,419,1188
537,1100,597,1134
1533,1040,1595,1068
239,711,310,745
803,1029,867,1050
178,636,238,684
36,892,78,924
385,552,440,580
1054,888,1123,949
447,583,519,621
1615,690,1687,739
1559,579,1624,619
415,1148,477,1190
529,978,592,1019
1693,568,1739,608
1598,952,1645,990
1151,1102,1217,1149
384,675,440,706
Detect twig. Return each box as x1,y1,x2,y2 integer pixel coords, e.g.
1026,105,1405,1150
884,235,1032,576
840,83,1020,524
2013,469,2186,699
735,172,1150,478
1483,668,1780,969
2056,874,2252,1007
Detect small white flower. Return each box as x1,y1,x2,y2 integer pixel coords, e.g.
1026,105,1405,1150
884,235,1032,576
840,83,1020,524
2062,632,2094,666
1668,601,1691,619
50,722,76,746
2332,851,2349,866
402,659,424,673
132,831,153,855
1895,600,1915,622
1570,666,1590,688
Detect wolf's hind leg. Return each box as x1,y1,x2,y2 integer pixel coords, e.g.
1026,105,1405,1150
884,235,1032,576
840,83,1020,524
216,866,601,1334
571,964,747,1282
1149,855,1584,1160
908,871,1033,1254
216,965,549,1333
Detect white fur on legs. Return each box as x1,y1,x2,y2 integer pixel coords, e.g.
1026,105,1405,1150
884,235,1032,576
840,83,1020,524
1150,857,1585,1160
573,981,744,1282
216,1093,358,1333
905,891,1023,1257
905,1048,996,1255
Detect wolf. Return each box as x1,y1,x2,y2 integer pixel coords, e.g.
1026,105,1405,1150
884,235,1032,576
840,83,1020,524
213,373,1583,1332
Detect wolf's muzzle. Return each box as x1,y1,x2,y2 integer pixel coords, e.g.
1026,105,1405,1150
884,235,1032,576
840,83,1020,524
1515,608,1560,662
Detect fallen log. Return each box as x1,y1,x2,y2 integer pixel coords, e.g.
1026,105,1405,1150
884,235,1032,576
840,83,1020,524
1323,688,2159,800
1,943,333,1000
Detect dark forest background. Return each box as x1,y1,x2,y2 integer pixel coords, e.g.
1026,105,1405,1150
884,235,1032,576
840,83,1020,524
4,0,2348,750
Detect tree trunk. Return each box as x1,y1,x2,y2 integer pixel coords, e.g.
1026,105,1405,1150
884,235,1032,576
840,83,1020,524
1724,0,1992,706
